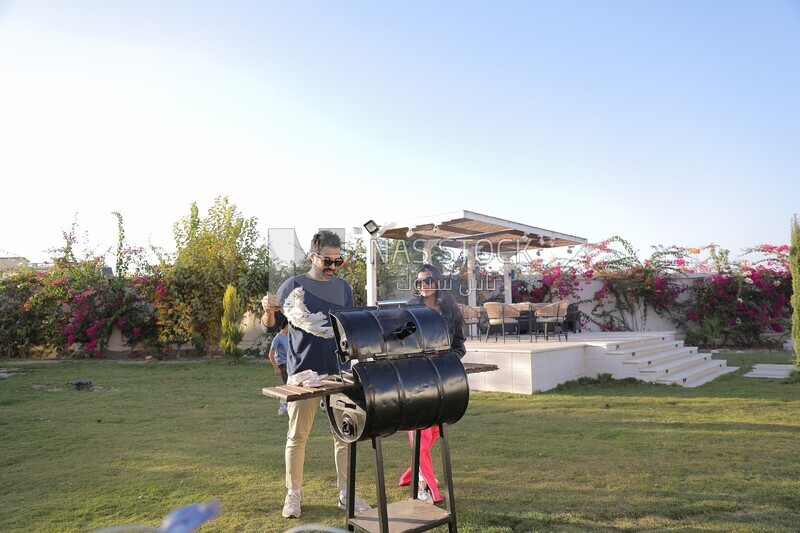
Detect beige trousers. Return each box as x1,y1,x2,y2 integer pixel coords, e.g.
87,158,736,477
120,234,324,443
285,397,349,491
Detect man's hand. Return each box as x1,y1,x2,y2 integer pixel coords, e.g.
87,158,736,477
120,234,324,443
261,293,281,312
261,293,282,329
274,367,282,377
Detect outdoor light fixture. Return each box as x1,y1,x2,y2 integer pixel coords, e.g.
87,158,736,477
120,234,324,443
567,246,574,254
363,220,380,235
406,228,414,238
536,250,541,257
432,224,440,235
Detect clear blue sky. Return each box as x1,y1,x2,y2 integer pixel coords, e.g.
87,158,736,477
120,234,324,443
1,1,798,264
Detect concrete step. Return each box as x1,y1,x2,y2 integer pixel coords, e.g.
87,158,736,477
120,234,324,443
683,365,739,387
639,353,711,379
608,340,686,358
624,346,699,368
744,364,795,378
657,358,729,386
605,335,675,352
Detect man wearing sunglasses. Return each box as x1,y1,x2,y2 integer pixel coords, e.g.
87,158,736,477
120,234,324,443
261,230,371,520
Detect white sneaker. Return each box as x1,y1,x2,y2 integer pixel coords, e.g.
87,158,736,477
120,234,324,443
278,401,287,415
417,480,434,505
338,493,372,514
282,491,301,518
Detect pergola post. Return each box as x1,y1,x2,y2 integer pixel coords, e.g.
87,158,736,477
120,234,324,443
500,252,514,304
466,247,477,307
366,233,378,306
423,240,435,264
466,246,478,337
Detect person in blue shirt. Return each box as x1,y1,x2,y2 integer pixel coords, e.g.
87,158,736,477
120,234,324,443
261,230,371,519
268,318,289,415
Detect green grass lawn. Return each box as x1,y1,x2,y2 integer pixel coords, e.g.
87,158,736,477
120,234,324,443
1,352,798,533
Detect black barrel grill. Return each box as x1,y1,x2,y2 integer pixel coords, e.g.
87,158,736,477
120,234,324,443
326,303,468,533
326,304,470,444
262,303,497,533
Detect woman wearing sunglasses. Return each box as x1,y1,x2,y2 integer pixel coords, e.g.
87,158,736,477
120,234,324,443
398,263,466,504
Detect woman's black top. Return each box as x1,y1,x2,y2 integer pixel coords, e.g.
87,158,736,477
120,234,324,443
407,296,467,359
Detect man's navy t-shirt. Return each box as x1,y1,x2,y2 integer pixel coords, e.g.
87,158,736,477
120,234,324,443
275,274,354,376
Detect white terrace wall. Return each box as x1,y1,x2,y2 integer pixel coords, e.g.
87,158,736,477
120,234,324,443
107,312,267,354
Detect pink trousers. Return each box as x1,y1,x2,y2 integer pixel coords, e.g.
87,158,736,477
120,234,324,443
397,426,443,502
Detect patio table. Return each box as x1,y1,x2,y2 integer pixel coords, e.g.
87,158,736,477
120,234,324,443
510,302,549,341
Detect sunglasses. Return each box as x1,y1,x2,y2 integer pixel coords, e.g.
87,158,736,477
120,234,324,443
315,255,345,267
414,277,436,289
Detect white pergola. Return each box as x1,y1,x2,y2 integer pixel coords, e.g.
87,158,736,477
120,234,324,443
364,210,587,305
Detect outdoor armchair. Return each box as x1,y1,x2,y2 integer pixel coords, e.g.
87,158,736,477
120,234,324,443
534,300,571,341
458,304,485,340
482,302,519,343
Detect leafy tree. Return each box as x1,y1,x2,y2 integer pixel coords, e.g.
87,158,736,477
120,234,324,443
0,267,48,357
237,243,284,315
338,237,367,306
220,284,244,357
376,238,425,302
167,197,260,353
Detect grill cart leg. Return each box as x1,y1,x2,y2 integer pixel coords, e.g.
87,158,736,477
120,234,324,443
439,423,458,532
345,427,460,533
372,436,390,533
411,429,422,499
346,441,357,531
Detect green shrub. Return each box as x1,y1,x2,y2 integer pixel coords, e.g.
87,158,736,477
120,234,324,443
220,285,244,357
0,268,48,357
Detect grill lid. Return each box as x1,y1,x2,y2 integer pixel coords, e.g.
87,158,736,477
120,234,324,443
330,304,450,363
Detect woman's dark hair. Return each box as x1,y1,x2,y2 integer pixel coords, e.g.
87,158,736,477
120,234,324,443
311,230,342,253
415,264,460,318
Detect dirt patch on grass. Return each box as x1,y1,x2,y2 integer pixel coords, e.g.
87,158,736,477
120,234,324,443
5,359,64,365
29,384,122,393
1,367,35,378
